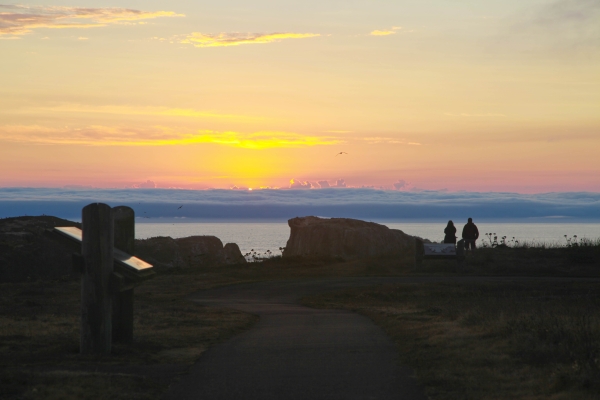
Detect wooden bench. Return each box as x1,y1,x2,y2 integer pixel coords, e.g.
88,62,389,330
415,238,465,267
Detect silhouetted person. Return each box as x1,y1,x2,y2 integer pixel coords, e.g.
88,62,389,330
462,218,479,251
443,220,457,244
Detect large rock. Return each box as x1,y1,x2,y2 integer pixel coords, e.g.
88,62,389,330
283,216,416,259
0,216,246,282
0,216,81,282
135,235,246,269
223,243,247,264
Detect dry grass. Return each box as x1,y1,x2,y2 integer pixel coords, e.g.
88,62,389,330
153,252,417,283
303,281,600,400
4,243,600,399
0,269,258,399
1,254,415,399
419,245,600,277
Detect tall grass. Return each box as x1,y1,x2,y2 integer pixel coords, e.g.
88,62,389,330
481,234,600,250
305,281,600,399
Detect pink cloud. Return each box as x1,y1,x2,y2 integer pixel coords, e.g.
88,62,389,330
289,179,312,189
129,180,156,189
0,5,182,36
334,179,346,188
393,179,412,191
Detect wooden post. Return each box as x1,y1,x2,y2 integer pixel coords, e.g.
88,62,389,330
81,203,113,355
112,206,135,343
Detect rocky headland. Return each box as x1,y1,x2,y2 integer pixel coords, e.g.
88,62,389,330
1,215,424,282
135,236,245,269
0,216,81,283
283,216,419,260
0,216,245,283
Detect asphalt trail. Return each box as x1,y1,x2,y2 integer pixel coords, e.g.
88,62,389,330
164,276,584,400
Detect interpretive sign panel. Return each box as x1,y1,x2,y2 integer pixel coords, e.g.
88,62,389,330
54,226,153,280
423,243,457,257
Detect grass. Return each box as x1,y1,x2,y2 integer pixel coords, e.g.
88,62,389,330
303,280,600,400
0,254,416,399
480,234,600,250
4,241,600,399
419,243,600,277
0,269,258,399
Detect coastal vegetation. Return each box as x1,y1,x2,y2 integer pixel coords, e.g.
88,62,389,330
421,241,600,277
0,269,257,399
2,214,600,399
0,249,408,399
303,280,600,399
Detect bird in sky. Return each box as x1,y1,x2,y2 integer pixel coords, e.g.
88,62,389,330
177,205,183,210
336,152,348,156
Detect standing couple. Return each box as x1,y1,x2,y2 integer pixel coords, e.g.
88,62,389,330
444,218,479,250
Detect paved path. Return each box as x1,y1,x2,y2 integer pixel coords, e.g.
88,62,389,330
164,276,584,400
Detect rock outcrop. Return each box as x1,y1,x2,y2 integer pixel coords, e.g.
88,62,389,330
135,235,246,269
223,243,247,264
0,216,246,282
0,216,81,282
283,216,416,259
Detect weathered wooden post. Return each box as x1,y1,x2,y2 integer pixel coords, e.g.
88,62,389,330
81,203,114,355
112,206,135,343
50,204,153,354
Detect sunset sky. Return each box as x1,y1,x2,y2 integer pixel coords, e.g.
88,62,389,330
1,0,599,192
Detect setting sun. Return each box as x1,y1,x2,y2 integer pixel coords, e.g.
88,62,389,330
0,0,598,193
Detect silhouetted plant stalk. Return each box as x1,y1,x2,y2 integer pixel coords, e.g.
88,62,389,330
565,235,579,247
478,233,600,249
243,248,283,263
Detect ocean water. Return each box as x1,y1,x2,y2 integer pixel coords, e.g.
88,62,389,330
134,220,600,256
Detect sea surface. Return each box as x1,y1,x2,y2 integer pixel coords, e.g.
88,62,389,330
134,220,600,256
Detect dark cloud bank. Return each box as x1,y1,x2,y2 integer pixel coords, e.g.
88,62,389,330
1,188,599,222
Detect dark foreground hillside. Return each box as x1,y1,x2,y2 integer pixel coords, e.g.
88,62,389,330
0,216,81,283
2,216,600,399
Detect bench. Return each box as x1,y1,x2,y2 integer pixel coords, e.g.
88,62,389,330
415,238,465,267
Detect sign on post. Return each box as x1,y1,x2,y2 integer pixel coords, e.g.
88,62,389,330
52,204,153,355
54,227,153,279
415,238,463,267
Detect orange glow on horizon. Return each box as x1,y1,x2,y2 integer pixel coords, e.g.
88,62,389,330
0,1,599,193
